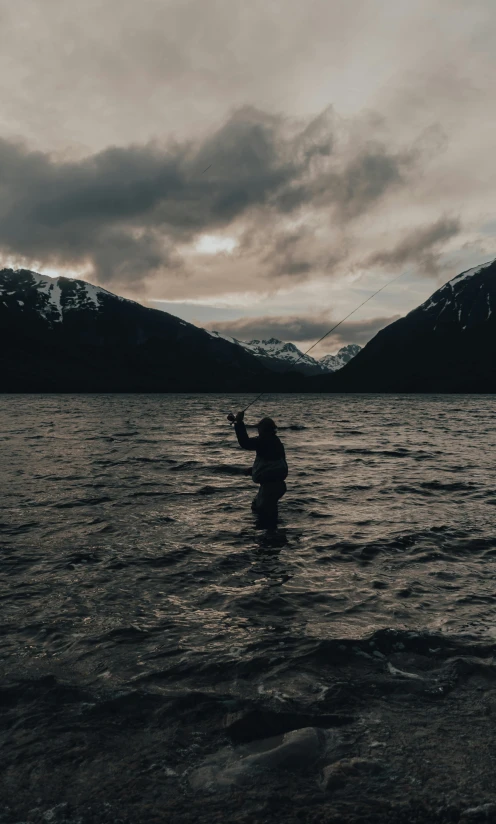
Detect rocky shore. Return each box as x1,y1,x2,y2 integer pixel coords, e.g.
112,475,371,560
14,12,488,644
2,630,496,824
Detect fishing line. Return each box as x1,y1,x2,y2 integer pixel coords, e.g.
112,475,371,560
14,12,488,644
232,270,407,419
198,161,406,420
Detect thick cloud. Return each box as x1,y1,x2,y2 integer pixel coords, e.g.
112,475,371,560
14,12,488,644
0,110,298,284
0,107,429,286
363,217,461,275
272,143,416,219
206,313,400,348
261,226,344,279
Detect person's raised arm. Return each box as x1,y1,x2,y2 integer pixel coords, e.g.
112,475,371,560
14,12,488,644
233,411,258,451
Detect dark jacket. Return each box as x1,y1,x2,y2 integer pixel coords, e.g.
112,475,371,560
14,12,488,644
234,421,288,484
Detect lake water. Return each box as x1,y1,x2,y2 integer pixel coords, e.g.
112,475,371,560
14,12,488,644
1,394,496,820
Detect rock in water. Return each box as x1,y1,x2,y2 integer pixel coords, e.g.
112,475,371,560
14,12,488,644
189,727,338,791
320,757,385,791
461,802,496,820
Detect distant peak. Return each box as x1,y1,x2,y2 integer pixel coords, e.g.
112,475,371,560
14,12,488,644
319,343,362,372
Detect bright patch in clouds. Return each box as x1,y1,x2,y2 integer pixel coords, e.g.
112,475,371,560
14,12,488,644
193,235,237,255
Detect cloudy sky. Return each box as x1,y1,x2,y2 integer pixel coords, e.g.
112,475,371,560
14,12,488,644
1,0,495,353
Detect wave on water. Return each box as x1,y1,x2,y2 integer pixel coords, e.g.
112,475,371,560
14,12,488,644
278,424,309,430
210,464,251,475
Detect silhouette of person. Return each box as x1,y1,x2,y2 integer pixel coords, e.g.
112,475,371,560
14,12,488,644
230,410,288,527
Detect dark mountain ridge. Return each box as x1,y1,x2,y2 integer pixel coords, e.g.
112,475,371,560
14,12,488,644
3,259,496,393
0,269,302,392
313,258,496,393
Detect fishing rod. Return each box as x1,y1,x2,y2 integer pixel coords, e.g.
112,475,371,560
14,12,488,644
227,270,407,423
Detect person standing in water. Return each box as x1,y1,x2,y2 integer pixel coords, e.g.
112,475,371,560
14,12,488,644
229,411,288,526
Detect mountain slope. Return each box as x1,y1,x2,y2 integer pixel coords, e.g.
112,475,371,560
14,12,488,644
315,258,496,393
0,269,300,392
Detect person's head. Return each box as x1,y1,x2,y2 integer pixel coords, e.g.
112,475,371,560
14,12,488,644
257,416,277,436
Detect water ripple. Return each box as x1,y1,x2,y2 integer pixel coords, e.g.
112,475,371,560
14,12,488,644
1,393,496,693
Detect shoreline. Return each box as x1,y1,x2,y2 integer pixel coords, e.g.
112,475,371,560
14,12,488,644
2,630,495,824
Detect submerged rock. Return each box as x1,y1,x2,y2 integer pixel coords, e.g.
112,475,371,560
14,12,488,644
189,727,338,791
320,757,385,791
461,802,496,820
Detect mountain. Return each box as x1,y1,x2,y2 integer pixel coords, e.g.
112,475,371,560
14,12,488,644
319,344,362,372
208,333,324,375
11,258,494,394
315,258,496,393
0,269,302,392
208,333,361,375
237,337,324,375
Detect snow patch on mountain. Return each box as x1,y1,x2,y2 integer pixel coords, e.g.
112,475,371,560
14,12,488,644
244,338,321,370
208,330,238,346
319,344,362,371
36,275,65,318
448,259,495,287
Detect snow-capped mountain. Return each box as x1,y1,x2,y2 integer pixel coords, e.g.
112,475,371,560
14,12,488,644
209,332,324,375
240,338,323,373
208,332,361,375
321,257,496,392
0,268,292,392
319,344,362,372
418,259,495,324
0,269,130,322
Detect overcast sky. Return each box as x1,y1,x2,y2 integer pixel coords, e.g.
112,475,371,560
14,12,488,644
1,0,495,353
